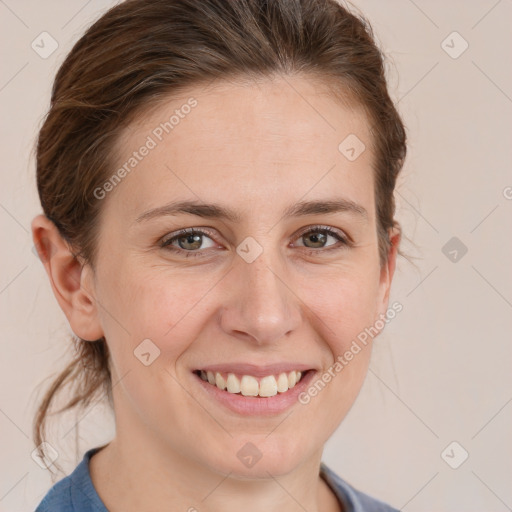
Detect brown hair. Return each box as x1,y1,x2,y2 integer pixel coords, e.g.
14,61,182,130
33,0,407,477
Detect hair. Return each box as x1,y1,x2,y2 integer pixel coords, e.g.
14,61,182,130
32,0,407,477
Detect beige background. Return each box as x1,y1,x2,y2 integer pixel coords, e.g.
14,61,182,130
1,1,511,510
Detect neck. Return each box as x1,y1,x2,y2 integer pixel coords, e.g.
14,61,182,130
90,436,341,512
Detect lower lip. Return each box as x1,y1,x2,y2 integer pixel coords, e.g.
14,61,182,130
193,371,316,416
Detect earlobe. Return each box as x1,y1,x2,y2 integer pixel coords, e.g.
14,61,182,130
31,214,104,342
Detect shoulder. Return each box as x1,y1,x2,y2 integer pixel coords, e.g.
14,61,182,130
320,462,399,512
35,473,73,512
34,447,107,512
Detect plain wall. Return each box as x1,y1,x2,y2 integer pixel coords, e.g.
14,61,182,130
0,1,511,510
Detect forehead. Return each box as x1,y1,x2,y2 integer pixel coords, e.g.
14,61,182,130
105,74,375,223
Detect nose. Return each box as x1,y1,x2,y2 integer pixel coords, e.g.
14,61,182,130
218,249,302,346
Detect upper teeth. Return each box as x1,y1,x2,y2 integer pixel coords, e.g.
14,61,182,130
199,370,303,397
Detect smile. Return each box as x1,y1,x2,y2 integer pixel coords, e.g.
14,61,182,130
195,370,305,397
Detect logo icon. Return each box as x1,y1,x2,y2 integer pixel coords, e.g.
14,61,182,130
441,441,469,469
441,32,469,59
338,134,366,162
236,442,263,468
134,338,161,366
31,32,59,59
442,236,468,263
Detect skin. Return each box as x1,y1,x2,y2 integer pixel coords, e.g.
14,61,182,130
32,74,400,512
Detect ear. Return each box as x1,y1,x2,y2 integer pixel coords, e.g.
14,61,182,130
376,224,401,318
31,214,104,342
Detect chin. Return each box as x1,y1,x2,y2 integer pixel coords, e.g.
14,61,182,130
203,433,316,479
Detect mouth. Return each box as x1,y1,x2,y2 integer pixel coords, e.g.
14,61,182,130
193,368,309,397
191,365,316,416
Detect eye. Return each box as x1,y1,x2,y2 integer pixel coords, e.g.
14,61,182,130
292,225,350,252
160,228,217,257
159,225,351,258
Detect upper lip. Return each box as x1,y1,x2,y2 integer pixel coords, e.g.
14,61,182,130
195,363,315,378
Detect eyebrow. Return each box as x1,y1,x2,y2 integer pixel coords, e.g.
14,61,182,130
134,197,368,224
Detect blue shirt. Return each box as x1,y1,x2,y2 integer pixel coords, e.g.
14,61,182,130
35,447,398,511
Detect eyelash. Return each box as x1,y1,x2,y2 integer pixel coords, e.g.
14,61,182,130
159,225,352,258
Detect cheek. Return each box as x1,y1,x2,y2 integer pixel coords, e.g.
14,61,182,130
295,274,380,439
303,265,381,353
98,255,382,366
97,265,217,364
94,269,206,418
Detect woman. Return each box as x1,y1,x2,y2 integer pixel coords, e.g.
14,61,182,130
32,0,407,510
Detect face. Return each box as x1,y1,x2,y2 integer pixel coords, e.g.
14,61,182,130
68,75,398,477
